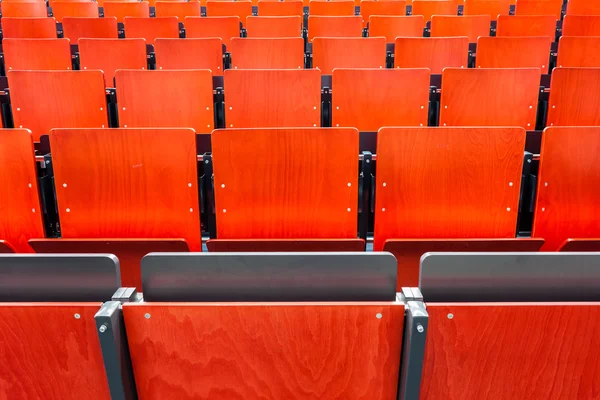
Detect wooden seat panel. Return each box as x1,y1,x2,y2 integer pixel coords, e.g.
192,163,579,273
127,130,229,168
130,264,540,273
3,38,71,71
313,37,387,74
62,17,118,42
1,17,57,38
230,37,304,69
368,15,424,42
431,15,491,42
185,16,240,47
476,36,551,73
546,68,600,126
394,36,469,73
245,16,302,37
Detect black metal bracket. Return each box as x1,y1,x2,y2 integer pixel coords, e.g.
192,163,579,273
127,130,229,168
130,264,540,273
516,152,534,235
1,88,14,129
321,86,331,127
106,88,119,128
40,153,61,238
428,86,440,127
214,87,225,129
536,85,549,131
223,52,231,70
203,153,217,239
386,51,394,68
358,151,373,244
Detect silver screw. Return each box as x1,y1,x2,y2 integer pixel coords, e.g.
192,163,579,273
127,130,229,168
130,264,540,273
527,159,531,163
204,160,209,164
366,159,370,163
447,313,454,319
376,313,382,319
144,313,151,319
74,313,81,319
99,324,107,333
417,324,424,333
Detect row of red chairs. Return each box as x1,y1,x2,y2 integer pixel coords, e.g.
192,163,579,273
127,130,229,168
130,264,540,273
2,124,599,289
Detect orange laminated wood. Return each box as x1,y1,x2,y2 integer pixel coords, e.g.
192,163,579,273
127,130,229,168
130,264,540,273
115,69,214,133
1,17,57,38
431,15,490,42
533,129,600,250
123,302,403,399
206,238,366,252
546,68,600,126
29,238,189,289
224,69,321,128
563,15,600,37
369,16,424,41
332,68,430,131
411,0,457,23
439,68,540,128
476,36,551,73
463,0,510,20
62,17,118,42
3,38,71,71
95,0,140,7
103,1,150,22
515,0,563,20
0,305,111,399
50,128,202,251
421,304,600,400
185,16,240,47
246,16,302,37
79,38,147,87
230,37,304,68
206,1,252,22
257,0,303,16
155,1,201,20
559,239,600,252
8,70,107,141
557,37,600,68
51,2,98,23
123,16,179,44
313,37,387,74
373,126,526,251
0,129,44,253
47,0,97,5
155,38,223,74
0,2,47,18
212,128,359,238
496,15,557,38
360,0,406,28
309,0,355,16
394,37,469,72
308,15,362,41
566,0,600,15
0,241,16,253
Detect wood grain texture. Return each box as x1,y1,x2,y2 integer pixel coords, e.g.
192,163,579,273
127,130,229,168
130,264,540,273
532,127,600,251
116,69,214,132
1,2,47,18
212,128,358,238
3,38,71,71
421,304,600,400
245,16,302,37
332,68,429,131
63,17,118,42
207,238,365,252
1,17,57,38
515,0,562,20
123,16,179,44
230,37,304,69
0,304,111,400
439,68,540,128
51,1,99,22
360,1,406,28
384,238,544,288
412,0,457,22
95,0,141,7
155,1,200,20
0,129,44,253
308,15,363,41
463,0,509,20
29,238,190,290
103,1,150,22
184,16,240,47
546,68,600,126
309,0,355,16
373,127,525,251
395,37,469,73
224,69,321,127
568,0,600,15
563,15,600,36
431,15,491,42
257,0,303,17
559,239,600,252
79,38,147,87
369,15,424,42
155,38,222,74
123,302,404,400
49,128,202,251
8,70,107,141
557,37,600,68
206,1,252,21
496,15,557,38
476,36,551,73
313,37,387,74
0,241,16,253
